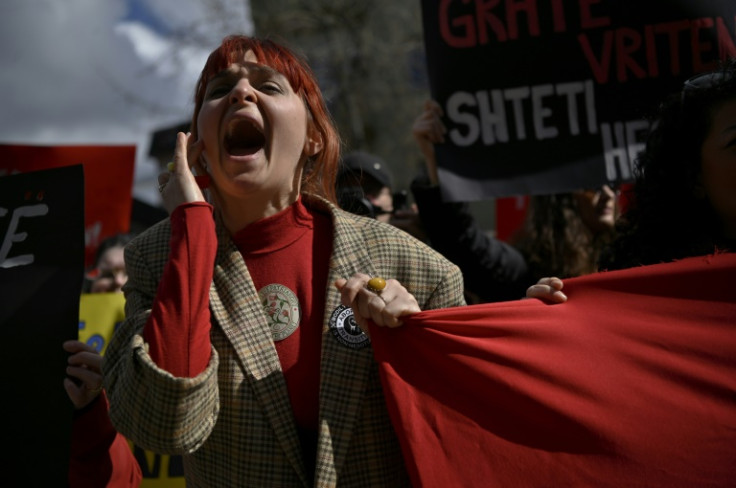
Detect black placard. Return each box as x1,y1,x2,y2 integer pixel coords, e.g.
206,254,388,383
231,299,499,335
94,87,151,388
420,0,736,199
0,165,84,484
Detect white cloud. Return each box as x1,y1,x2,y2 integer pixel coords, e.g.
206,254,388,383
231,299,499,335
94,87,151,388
0,0,252,205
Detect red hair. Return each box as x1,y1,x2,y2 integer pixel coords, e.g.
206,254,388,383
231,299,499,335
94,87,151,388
190,35,340,203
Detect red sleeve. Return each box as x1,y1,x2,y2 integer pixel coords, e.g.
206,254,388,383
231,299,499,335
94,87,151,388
142,202,217,377
68,393,142,488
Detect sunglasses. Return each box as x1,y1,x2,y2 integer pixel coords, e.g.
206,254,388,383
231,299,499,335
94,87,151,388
681,70,734,100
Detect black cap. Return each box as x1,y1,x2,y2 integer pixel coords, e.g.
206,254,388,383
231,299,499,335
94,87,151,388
339,151,392,189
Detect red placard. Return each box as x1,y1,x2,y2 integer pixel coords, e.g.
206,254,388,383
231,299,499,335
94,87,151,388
0,144,135,266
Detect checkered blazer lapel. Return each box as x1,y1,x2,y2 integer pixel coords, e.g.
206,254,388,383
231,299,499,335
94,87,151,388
209,219,309,483
314,206,379,483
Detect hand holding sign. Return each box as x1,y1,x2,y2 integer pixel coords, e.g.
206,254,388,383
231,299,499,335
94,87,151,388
411,99,446,186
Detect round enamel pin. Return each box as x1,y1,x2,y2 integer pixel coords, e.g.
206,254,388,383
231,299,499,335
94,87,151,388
259,283,301,341
329,305,370,349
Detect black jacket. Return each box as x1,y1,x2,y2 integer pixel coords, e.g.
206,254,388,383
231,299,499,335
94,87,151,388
411,176,534,303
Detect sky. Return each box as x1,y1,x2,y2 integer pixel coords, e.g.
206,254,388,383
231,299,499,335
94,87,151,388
0,0,253,205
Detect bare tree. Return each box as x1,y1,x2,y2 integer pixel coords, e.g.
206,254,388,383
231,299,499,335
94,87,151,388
250,0,431,191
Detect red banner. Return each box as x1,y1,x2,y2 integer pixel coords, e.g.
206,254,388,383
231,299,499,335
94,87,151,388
0,144,135,266
372,253,736,487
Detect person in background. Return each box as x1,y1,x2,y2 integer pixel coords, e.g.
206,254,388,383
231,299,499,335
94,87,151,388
66,232,143,487
81,232,186,485
65,340,142,487
337,150,426,240
410,99,618,303
510,187,617,281
529,58,736,302
102,34,464,486
336,150,395,222
599,58,736,270
84,233,134,293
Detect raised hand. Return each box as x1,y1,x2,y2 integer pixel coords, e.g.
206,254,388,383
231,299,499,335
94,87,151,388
157,132,212,214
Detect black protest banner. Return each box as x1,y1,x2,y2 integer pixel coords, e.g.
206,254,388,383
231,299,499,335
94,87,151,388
420,0,736,200
0,165,84,485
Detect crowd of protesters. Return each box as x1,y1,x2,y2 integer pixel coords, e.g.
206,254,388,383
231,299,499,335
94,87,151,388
60,29,735,486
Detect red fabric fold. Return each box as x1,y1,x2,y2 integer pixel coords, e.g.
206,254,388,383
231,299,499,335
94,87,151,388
68,394,142,487
371,253,736,488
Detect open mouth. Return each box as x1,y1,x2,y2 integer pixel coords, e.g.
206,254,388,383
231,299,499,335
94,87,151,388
224,118,265,156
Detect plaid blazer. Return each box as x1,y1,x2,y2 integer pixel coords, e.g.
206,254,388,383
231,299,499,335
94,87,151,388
103,194,465,487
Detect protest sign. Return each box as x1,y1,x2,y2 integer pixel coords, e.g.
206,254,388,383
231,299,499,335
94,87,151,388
0,165,84,485
420,0,736,200
79,292,186,487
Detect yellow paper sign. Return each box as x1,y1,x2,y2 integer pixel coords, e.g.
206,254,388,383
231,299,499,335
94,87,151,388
79,293,186,487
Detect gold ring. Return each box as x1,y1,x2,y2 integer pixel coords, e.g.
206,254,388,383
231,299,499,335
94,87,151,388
86,384,103,393
366,276,387,294
167,161,175,172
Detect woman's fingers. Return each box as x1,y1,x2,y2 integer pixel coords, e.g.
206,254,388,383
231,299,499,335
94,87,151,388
413,100,447,145
63,340,103,409
374,279,421,327
335,274,421,330
65,340,103,377
525,277,567,303
158,132,207,213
